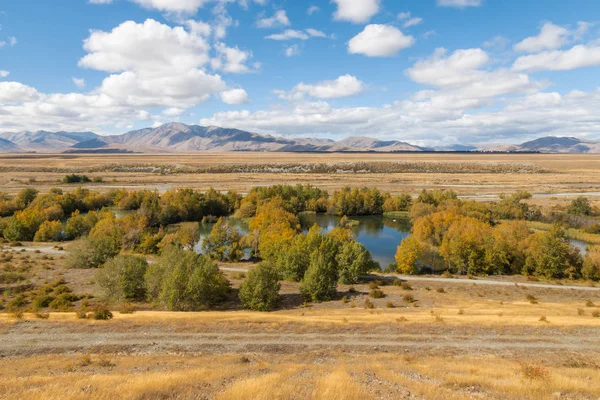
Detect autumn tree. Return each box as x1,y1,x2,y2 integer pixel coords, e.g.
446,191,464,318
202,218,244,261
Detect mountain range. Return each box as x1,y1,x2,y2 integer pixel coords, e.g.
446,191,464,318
0,122,599,154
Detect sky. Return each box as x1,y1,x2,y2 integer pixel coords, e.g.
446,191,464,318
0,0,600,146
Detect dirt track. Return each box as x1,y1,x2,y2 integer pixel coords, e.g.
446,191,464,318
2,320,599,359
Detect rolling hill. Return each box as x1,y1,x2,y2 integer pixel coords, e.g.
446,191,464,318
0,124,598,153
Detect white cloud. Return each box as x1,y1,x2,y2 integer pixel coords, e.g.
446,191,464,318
514,22,570,53
221,88,249,104
398,12,423,28
266,29,329,41
185,20,212,36
0,70,9,78
285,45,300,57
163,107,185,116
89,0,113,3
8,37,16,46
79,19,210,73
513,45,600,72
257,10,290,28
291,74,365,99
129,0,211,14
307,5,319,15
0,82,40,104
211,42,254,73
332,0,380,24
72,78,86,89
348,25,415,57
407,48,540,98
437,0,482,7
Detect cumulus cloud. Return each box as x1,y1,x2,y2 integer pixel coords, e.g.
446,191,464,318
407,48,541,99
0,82,40,104
0,70,9,78
211,42,255,73
0,18,251,133
220,88,249,104
332,0,380,23
278,75,365,100
266,28,329,41
257,10,290,28
437,0,482,7
348,25,415,57
513,45,600,72
514,22,571,53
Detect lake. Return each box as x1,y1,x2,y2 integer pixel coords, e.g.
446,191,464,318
195,214,411,268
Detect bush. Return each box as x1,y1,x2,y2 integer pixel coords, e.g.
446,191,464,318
66,236,120,269
145,246,230,311
96,255,148,302
239,263,281,311
90,304,113,320
369,289,385,299
34,220,64,242
62,174,91,184
568,197,592,216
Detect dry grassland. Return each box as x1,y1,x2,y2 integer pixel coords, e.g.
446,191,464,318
1,153,600,200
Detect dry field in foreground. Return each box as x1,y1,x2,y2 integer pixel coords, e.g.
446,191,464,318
1,153,600,200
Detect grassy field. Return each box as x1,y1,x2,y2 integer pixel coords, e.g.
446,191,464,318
1,153,600,203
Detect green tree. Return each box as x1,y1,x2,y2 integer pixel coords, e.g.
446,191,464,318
568,197,592,216
202,218,244,261
145,246,230,311
336,240,375,284
239,262,281,311
95,255,148,302
300,238,339,302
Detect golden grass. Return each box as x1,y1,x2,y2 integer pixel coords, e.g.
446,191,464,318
525,221,600,245
3,153,600,199
2,295,600,327
1,353,599,400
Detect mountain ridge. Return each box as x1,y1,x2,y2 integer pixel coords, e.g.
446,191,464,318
0,123,598,154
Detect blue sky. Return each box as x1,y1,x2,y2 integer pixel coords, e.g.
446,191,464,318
1,0,600,146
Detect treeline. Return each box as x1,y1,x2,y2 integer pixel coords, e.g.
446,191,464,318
396,191,600,280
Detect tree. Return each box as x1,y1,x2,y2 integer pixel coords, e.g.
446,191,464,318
202,218,244,261
65,236,121,269
568,197,592,216
276,235,310,282
96,255,148,302
582,248,600,281
523,226,582,279
395,236,425,275
145,246,230,311
440,217,492,275
239,263,281,311
300,238,339,302
336,240,376,284
34,220,64,242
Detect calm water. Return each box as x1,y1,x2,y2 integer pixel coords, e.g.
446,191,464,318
194,214,411,268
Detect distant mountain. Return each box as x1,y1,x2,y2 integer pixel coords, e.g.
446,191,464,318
0,124,598,153
493,137,600,154
0,131,98,152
